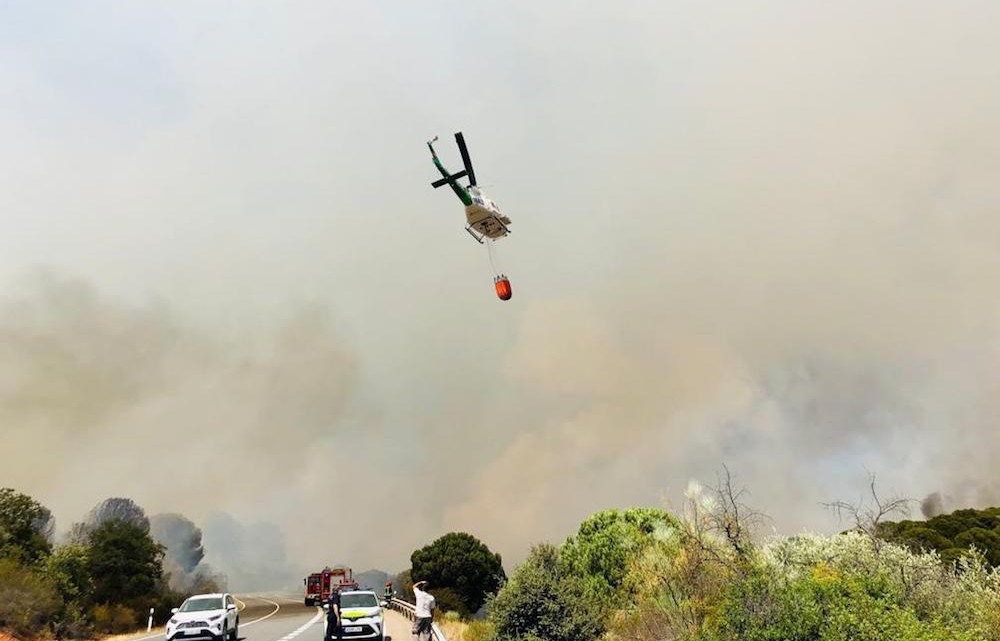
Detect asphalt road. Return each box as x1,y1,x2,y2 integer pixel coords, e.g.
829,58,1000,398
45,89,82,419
137,594,412,641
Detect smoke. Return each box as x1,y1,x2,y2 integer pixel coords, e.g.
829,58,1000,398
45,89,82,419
201,512,298,591
921,493,945,519
150,514,203,574
0,270,357,584
32,506,56,545
150,513,228,592
3,1,1000,575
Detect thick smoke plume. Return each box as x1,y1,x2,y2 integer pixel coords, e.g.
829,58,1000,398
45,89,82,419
151,513,227,592
201,512,298,591
922,493,946,519
150,514,203,574
3,1,1000,575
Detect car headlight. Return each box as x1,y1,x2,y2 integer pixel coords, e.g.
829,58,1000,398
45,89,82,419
209,614,223,622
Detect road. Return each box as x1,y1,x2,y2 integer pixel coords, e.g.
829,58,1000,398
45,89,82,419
135,593,413,641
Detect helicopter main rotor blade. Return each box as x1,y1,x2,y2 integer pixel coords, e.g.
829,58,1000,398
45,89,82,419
455,132,477,186
431,170,467,188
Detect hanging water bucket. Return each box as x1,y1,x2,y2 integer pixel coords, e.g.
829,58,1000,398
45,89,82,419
494,275,512,301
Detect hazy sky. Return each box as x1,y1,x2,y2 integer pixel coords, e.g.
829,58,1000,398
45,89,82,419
3,1,1000,577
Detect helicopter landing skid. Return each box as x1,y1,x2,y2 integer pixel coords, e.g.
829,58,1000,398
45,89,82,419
465,226,486,244
465,215,510,245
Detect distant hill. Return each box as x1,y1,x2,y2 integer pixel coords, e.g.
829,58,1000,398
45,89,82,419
355,568,392,591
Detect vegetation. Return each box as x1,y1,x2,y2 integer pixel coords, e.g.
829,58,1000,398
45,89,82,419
488,543,602,641
879,507,1000,566
484,475,1000,641
410,532,506,616
488,507,677,641
0,488,54,565
0,488,219,640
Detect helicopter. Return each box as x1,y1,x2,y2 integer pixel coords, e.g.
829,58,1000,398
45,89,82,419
427,132,512,244
427,131,514,300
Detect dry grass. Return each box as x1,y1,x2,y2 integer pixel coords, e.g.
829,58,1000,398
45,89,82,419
0,628,163,641
94,628,164,641
436,619,469,641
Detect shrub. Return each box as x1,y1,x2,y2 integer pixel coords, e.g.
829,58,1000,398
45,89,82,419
488,543,603,641
90,604,138,634
464,620,497,641
431,587,470,618
0,557,61,638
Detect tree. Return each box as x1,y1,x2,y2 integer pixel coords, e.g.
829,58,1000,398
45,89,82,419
0,488,54,565
560,507,680,602
488,543,602,641
45,543,93,605
824,473,913,553
44,544,94,638
69,497,149,543
410,532,505,615
953,527,1000,566
87,519,164,607
879,505,1000,567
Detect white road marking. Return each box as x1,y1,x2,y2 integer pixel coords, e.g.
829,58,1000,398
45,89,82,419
275,608,323,641
241,597,282,628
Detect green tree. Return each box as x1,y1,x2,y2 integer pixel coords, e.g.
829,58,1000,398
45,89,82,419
954,527,1000,566
560,507,679,602
87,519,165,607
410,532,505,615
488,543,602,641
898,526,953,553
45,543,93,606
880,506,1000,567
0,488,54,565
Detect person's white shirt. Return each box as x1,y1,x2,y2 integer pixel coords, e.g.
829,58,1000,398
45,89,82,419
413,586,436,618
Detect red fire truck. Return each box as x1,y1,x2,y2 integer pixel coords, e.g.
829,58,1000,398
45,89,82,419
304,567,358,606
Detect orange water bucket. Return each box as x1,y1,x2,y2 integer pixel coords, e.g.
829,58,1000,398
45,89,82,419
494,276,512,301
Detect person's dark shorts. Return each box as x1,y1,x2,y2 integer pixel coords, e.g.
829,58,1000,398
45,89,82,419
413,617,433,636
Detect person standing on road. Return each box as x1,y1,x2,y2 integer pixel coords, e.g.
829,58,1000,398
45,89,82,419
324,585,342,641
412,580,435,640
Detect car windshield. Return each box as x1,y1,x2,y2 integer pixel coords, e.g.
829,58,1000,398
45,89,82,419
340,594,378,608
180,598,224,612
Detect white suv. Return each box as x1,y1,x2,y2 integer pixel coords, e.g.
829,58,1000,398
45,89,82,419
167,593,239,641
334,590,387,640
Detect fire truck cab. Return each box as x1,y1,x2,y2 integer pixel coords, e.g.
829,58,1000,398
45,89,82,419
304,567,359,606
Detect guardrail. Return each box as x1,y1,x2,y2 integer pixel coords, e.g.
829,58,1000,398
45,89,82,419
386,598,449,641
